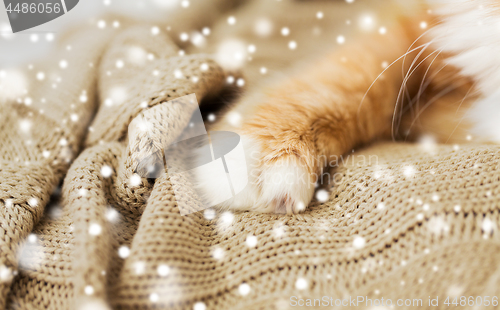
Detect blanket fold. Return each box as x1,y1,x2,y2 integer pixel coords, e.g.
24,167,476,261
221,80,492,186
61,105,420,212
0,24,120,309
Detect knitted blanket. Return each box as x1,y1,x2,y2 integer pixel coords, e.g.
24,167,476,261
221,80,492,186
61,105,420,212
1,1,500,309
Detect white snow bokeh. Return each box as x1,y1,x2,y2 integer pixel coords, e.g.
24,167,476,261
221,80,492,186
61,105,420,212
254,18,273,37
215,39,247,70
193,302,206,310
352,236,366,249
315,189,329,202
118,246,131,258
212,247,225,260
0,69,27,101
238,283,251,296
18,233,46,272
295,278,308,290
245,235,258,248
427,216,450,235
157,264,171,277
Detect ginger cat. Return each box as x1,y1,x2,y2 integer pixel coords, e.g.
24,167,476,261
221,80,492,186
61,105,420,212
197,0,500,214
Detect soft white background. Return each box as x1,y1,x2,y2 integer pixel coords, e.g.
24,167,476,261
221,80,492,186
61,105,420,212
0,0,183,67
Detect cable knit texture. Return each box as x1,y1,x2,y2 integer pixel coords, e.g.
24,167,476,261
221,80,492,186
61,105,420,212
1,0,500,309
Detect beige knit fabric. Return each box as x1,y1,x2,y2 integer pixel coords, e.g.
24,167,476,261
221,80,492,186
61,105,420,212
2,0,500,309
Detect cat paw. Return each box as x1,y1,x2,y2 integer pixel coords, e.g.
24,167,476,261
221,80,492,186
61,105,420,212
194,134,317,214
